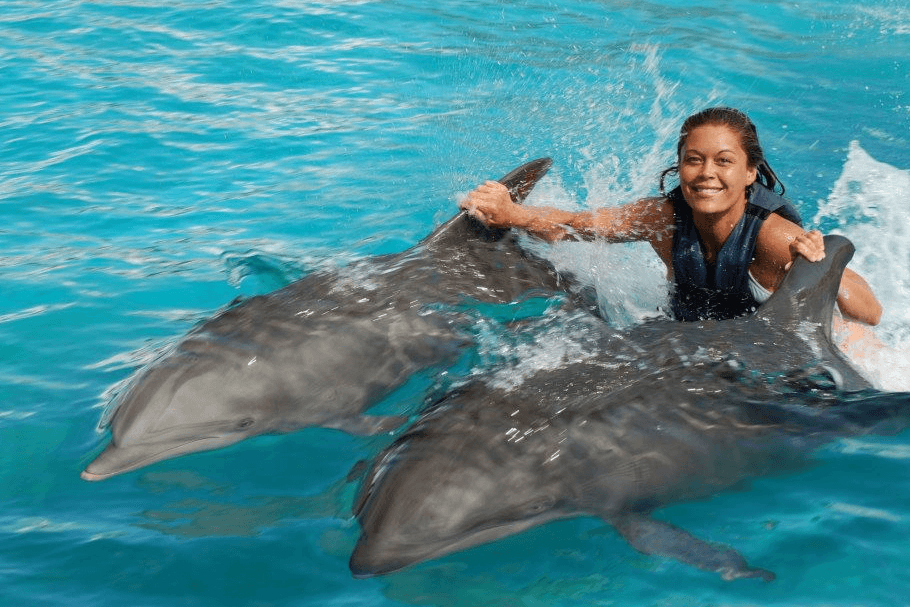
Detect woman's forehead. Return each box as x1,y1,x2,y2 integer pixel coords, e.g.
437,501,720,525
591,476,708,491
681,124,745,154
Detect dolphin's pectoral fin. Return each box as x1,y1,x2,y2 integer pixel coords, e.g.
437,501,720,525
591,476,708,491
609,513,775,582
322,415,409,436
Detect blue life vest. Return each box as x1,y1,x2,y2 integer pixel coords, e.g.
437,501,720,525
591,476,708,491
669,183,802,322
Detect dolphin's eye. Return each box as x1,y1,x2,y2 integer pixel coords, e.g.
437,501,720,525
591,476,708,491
237,417,255,429
525,496,555,514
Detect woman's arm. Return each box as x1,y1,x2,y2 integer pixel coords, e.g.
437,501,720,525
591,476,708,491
460,180,579,242
460,181,672,245
837,268,882,326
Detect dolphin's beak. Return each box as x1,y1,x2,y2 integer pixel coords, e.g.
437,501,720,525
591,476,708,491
348,538,410,578
80,432,235,481
80,468,108,482
348,549,377,578
80,443,141,482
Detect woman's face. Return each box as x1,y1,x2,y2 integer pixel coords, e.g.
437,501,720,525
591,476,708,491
678,124,757,218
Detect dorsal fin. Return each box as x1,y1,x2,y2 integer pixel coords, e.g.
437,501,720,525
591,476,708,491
499,157,553,203
755,234,854,339
425,157,552,245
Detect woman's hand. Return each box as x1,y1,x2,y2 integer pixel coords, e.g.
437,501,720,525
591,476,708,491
787,229,826,267
459,181,517,228
458,179,580,243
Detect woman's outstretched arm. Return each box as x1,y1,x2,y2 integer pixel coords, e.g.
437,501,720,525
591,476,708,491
460,181,672,246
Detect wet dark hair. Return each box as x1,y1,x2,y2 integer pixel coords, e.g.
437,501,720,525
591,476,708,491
658,107,785,197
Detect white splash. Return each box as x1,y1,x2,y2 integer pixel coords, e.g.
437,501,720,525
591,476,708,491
518,53,683,328
814,141,910,390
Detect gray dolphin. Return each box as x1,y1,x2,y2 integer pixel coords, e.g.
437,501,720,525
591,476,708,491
349,235,897,581
82,158,582,481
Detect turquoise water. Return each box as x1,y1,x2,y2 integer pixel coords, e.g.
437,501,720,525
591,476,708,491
2,1,909,605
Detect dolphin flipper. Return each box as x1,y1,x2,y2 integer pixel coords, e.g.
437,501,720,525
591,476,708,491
610,514,775,582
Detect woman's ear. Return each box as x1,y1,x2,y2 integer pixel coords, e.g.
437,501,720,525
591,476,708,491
747,165,758,185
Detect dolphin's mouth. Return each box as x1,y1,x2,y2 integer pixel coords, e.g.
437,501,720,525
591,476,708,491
349,532,451,579
80,433,237,481
349,543,408,579
349,511,556,578
348,529,515,578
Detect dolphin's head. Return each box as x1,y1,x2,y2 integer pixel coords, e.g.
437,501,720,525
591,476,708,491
81,342,282,481
349,412,567,577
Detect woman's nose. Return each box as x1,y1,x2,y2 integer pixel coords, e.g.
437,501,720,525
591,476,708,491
699,160,717,177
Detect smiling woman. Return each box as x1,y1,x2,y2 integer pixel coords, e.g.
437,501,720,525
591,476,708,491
676,123,760,220
461,106,883,327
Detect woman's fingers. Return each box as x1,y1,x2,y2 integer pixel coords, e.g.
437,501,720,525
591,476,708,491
459,181,511,226
789,229,826,265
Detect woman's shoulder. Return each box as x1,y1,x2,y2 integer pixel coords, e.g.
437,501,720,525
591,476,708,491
749,184,803,226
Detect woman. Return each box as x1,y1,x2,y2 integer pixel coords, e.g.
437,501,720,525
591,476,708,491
461,107,882,326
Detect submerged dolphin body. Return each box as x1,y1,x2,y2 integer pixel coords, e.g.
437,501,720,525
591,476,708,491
349,235,897,581
82,158,578,481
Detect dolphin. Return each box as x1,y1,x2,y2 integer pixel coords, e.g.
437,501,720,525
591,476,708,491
82,158,585,481
349,235,899,581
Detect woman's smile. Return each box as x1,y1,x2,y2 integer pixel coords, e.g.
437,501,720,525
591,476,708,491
690,183,724,195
